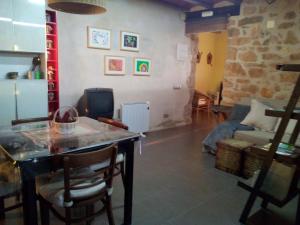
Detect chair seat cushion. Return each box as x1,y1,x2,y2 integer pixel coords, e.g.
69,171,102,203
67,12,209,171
90,153,124,171
38,168,106,207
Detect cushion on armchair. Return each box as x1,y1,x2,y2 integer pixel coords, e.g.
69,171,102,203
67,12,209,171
241,99,278,132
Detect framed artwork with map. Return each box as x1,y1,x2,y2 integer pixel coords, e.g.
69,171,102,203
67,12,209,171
87,27,111,49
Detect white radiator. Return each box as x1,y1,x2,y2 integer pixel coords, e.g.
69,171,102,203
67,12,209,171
121,102,150,133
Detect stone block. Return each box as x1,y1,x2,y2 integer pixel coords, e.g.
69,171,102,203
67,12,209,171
229,37,252,46
227,47,238,60
249,68,264,78
238,16,263,26
280,73,298,83
262,53,282,60
290,53,300,60
239,51,257,62
243,6,257,16
228,28,240,37
285,31,299,44
260,87,274,98
278,22,295,29
284,11,296,20
225,63,246,76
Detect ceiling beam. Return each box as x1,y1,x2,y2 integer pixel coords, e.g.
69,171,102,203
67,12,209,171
192,0,214,8
225,0,242,4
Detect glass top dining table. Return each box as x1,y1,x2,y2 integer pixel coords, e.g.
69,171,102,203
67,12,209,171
0,117,140,225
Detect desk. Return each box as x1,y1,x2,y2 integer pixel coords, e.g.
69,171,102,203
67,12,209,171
0,117,140,225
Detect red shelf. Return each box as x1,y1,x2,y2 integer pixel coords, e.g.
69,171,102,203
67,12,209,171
46,10,59,118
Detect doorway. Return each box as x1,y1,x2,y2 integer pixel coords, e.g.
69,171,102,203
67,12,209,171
194,31,228,103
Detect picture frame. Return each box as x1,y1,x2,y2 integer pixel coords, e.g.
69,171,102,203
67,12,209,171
104,56,126,75
120,31,139,52
134,58,151,76
87,27,111,49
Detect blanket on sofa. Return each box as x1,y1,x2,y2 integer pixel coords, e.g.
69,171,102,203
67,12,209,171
202,120,254,154
202,104,254,154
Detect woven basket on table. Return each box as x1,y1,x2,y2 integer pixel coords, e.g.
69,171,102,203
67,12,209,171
51,106,79,135
215,139,254,177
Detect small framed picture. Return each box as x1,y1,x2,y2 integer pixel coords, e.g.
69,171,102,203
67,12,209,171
120,31,139,52
87,27,111,49
134,58,151,76
104,56,126,75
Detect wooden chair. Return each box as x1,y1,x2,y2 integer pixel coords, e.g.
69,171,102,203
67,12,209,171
192,91,214,112
2,117,51,218
0,155,22,219
90,117,128,186
37,144,118,225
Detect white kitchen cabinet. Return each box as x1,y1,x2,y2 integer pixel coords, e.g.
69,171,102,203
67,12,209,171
0,81,16,126
0,0,46,53
13,0,46,53
0,80,48,126
16,80,48,119
0,0,14,51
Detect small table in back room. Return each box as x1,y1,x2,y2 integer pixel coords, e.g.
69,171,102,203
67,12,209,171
0,117,140,225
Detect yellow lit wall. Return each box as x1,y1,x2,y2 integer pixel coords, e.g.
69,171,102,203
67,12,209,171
195,32,227,95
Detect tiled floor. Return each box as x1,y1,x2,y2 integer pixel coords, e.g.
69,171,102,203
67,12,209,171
1,112,297,225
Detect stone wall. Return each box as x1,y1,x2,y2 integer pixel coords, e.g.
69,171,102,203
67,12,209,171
223,0,300,105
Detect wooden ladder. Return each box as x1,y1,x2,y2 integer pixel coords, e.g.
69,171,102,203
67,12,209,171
238,64,300,225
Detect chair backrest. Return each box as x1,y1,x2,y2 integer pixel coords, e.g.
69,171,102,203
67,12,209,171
11,117,49,126
77,88,114,120
54,144,117,207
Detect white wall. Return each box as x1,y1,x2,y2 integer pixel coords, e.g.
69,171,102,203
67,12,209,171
57,0,194,130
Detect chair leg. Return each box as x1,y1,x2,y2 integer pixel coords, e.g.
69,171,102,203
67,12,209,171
16,192,21,202
65,208,71,225
120,162,125,187
0,197,5,219
85,204,94,225
296,193,300,225
39,199,50,225
106,195,115,225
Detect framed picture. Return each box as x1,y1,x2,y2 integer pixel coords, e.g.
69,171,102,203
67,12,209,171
87,27,111,49
104,56,126,75
120,31,139,52
134,58,151,76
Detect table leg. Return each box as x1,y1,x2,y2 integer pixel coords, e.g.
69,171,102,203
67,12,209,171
21,167,38,225
123,140,135,225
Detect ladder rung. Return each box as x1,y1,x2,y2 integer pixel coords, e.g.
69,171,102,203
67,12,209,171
276,64,300,72
237,181,298,207
265,109,300,120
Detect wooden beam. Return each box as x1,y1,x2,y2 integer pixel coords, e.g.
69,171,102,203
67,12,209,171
192,0,213,8
185,5,241,22
225,0,242,4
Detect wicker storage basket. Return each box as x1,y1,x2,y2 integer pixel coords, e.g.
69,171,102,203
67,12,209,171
242,146,267,178
216,139,253,176
51,106,79,135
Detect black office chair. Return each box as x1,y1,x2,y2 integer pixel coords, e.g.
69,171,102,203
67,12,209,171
77,88,127,184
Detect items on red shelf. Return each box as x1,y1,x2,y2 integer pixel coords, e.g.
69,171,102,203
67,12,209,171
46,10,59,117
